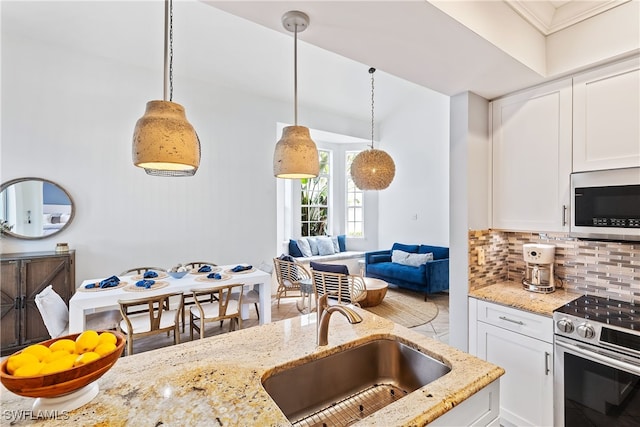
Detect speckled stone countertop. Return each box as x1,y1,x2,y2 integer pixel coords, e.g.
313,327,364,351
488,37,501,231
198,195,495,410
1,309,504,427
469,281,581,317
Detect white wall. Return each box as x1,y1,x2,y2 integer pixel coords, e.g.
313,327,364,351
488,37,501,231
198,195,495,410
377,86,450,249
0,31,370,285
449,91,490,352
1,14,451,288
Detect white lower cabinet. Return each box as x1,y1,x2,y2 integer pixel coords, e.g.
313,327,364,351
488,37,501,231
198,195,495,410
469,298,554,427
429,379,501,427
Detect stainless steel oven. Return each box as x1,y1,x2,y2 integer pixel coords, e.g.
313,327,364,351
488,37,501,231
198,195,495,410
554,295,640,426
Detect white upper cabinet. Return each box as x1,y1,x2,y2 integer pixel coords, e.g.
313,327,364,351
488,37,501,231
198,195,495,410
491,79,573,232
573,57,640,172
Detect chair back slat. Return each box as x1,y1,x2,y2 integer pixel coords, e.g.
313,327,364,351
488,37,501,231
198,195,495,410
312,270,351,304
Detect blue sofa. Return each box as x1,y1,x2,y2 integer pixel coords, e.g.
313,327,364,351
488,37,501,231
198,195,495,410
365,243,449,299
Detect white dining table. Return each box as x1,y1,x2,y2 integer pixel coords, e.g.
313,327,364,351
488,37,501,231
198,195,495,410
68,265,272,333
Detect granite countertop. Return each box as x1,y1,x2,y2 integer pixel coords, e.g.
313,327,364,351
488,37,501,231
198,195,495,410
1,309,504,426
469,281,581,316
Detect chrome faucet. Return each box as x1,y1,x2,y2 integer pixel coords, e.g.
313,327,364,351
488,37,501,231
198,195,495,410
317,292,363,346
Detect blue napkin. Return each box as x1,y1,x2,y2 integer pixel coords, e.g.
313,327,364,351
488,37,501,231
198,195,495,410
207,273,222,280
136,279,155,289
231,265,252,273
85,275,120,289
143,271,158,279
198,265,212,273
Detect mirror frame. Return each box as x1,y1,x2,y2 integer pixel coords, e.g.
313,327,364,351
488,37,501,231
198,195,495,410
0,177,75,240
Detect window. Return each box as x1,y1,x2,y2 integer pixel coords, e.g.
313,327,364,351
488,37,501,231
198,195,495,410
346,151,364,237
300,150,330,236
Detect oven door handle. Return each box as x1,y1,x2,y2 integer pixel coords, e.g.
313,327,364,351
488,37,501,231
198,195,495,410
556,339,640,375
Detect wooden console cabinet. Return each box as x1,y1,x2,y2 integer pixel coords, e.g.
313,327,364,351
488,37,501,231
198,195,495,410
0,251,75,356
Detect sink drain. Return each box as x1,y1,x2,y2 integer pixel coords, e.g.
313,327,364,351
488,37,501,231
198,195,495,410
293,383,408,427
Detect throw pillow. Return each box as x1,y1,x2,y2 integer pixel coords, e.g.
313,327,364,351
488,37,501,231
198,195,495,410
278,253,296,263
289,240,303,258
394,252,433,267
391,249,411,263
331,236,340,252
34,285,69,338
305,237,319,256
310,261,349,275
297,238,312,257
337,235,346,252
317,236,336,256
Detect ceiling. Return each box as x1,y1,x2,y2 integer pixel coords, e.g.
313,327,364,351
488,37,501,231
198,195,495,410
1,1,633,127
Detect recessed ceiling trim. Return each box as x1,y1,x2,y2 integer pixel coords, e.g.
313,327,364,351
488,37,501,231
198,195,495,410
507,0,630,35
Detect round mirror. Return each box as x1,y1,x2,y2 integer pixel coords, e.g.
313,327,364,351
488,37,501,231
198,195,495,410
0,177,75,240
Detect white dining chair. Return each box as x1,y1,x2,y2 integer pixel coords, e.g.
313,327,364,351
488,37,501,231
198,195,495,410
35,285,121,338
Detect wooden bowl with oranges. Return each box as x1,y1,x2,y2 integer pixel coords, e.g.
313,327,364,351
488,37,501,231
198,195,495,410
0,330,125,398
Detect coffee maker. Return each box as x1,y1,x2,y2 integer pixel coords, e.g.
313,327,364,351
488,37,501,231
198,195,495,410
522,243,556,293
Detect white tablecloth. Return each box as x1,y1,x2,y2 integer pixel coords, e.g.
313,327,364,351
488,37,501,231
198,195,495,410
68,265,272,333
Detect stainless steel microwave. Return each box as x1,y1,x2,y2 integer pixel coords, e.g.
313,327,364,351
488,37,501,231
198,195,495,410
570,167,640,241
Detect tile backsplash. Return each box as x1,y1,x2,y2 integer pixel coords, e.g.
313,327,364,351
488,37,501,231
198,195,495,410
469,230,640,302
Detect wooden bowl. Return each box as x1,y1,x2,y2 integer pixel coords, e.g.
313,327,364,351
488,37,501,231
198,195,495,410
0,331,125,398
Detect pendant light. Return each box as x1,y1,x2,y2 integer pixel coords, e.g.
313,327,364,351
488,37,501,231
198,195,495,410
273,11,320,179
350,68,396,190
132,0,201,177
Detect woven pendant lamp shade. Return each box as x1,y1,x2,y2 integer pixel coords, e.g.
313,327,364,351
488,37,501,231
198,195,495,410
132,100,201,176
273,125,320,179
350,148,396,190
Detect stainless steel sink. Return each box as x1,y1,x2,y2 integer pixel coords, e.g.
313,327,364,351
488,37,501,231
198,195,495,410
262,338,451,426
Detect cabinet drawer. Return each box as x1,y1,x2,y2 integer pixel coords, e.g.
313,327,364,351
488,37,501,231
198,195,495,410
476,300,553,343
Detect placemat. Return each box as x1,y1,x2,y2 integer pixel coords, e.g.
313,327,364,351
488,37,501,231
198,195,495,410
123,281,169,292
224,267,255,275
190,267,222,275
131,272,168,280
78,281,128,292
195,273,232,282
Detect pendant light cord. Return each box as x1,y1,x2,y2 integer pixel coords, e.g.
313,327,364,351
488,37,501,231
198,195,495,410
369,67,376,149
294,23,298,126
163,0,174,102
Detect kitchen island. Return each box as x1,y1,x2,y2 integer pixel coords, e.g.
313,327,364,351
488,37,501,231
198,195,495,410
1,308,503,426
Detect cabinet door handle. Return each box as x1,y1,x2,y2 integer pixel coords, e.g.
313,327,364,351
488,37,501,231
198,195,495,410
21,295,26,309
14,297,20,310
545,351,551,375
562,205,567,226
498,316,524,325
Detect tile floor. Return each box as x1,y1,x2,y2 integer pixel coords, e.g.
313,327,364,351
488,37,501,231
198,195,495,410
131,291,450,355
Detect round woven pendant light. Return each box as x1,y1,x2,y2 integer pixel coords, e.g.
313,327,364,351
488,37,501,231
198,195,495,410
350,148,396,190
350,68,395,190
273,11,319,179
132,0,200,177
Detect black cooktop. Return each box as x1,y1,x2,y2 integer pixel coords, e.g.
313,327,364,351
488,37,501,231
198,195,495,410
555,295,639,331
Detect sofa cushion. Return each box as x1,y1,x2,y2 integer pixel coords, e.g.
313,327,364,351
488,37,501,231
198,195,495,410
305,237,319,256
419,245,449,260
289,240,303,258
310,261,349,275
297,238,312,257
316,236,336,256
369,254,390,264
367,262,424,285
392,243,419,253
337,235,346,252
